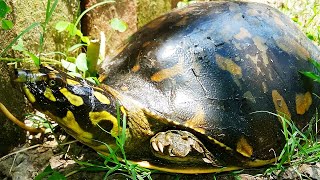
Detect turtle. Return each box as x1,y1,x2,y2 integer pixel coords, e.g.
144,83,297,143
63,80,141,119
14,1,320,174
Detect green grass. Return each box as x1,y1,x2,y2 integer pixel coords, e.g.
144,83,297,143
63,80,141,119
280,0,320,45
263,112,320,179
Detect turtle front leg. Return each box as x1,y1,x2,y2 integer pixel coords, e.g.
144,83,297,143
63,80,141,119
150,130,218,165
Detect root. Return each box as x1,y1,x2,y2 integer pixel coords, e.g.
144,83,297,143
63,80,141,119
0,102,45,133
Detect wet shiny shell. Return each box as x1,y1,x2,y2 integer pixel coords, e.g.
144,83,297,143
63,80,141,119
100,1,320,169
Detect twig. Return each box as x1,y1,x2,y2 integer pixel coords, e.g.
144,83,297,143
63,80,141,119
0,144,41,161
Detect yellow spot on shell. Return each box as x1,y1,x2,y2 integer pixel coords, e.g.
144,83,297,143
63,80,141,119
234,27,252,40
296,92,312,115
61,111,93,143
131,64,140,72
272,90,291,119
89,111,119,137
246,54,262,75
262,82,268,93
247,8,259,16
216,55,242,77
253,36,269,65
184,106,206,134
275,37,310,60
236,136,253,157
66,78,80,85
60,88,84,106
44,87,56,102
93,91,110,104
151,62,184,82
243,91,256,103
273,15,285,27
175,16,189,26
23,86,36,103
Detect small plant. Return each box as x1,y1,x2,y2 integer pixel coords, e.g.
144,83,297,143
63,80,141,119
54,0,127,81
300,58,320,83
280,0,320,45
35,165,66,180
176,0,197,8
263,112,320,178
0,0,59,65
0,0,13,30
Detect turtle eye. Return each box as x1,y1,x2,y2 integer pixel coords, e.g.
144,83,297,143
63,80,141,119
47,78,64,89
49,79,56,87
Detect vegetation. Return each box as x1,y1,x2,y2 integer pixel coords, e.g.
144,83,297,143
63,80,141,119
280,0,320,45
0,0,13,30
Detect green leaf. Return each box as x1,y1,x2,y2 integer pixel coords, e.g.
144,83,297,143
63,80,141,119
177,2,188,8
68,43,86,52
309,58,320,73
75,29,83,37
12,38,25,52
291,17,299,23
301,71,320,82
66,56,76,62
81,36,90,44
47,171,66,180
55,21,70,32
45,0,58,25
0,0,11,18
85,77,99,84
61,59,77,72
1,19,13,29
110,18,127,32
67,72,82,78
75,53,88,72
25,51,40,67
86,40,100,76
34,165,54,180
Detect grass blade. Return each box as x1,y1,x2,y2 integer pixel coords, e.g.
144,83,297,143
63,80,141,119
0,22,40,56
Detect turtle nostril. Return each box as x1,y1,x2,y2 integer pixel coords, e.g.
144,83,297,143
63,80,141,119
14,69,28,83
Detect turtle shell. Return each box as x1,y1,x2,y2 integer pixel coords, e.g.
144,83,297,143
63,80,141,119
99,1,320,170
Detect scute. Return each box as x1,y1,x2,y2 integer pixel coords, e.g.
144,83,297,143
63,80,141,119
99,1,320,167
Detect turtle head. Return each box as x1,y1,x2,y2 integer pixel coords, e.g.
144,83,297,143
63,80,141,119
15,65,121,149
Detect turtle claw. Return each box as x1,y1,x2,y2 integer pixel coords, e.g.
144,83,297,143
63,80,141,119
150,130,216,164
158,142,164,153
151,141,159,152
202,157,213,164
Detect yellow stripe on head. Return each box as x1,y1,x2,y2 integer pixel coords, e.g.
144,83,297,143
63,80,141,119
60,111,93,143
60,88,84,106
66,78,80,85
93,91,110,104
44,87,56,101
23,86,36,103
89,111,119,137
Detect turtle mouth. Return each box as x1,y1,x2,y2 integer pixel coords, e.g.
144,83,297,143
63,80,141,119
14,69,46,83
